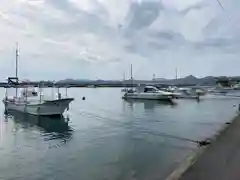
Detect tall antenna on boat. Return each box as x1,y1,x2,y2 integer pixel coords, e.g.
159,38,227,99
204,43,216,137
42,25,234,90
175,68,178,80
130,64,133,80
15,42,19,97
130,64,133,88
16,43,18,78
122,71,126,90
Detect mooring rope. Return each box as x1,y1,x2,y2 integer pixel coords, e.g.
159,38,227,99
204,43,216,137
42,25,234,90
77,110,210,146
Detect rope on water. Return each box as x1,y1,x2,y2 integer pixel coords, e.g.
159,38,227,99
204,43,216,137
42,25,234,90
81,101,223,126
78,110,211,146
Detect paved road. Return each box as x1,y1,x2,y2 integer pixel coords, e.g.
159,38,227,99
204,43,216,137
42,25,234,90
179,115,240,180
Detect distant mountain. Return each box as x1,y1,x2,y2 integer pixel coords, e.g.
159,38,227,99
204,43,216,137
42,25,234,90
56,79,123,86
168,75,198,85
155,78,167,81
153,75,216,86
57,79,93,84
198,76,216,85
55,75,218,86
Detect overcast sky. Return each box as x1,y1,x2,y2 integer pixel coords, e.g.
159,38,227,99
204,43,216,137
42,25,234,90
0,0,239,81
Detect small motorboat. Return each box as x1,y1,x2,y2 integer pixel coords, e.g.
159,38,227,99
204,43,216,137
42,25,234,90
122,85,174,101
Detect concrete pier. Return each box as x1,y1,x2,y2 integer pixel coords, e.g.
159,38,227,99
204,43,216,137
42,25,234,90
167,114,240,180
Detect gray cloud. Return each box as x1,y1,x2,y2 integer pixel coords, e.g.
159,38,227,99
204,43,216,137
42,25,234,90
124,1,162,30
180,2,207,15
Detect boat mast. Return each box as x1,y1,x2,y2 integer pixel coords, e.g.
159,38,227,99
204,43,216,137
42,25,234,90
130,64,133,88
123,71,126,90
39,83,42,102
175,68,178,80
15,43,19,97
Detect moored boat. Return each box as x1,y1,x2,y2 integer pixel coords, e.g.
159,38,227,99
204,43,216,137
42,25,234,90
3,96,74,116
163,86,206,100
3,45,74,116
122,85,174,101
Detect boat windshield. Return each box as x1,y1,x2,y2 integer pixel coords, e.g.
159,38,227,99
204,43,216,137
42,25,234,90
144,87,158,93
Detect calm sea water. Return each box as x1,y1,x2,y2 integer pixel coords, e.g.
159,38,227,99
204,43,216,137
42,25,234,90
0,88,239,180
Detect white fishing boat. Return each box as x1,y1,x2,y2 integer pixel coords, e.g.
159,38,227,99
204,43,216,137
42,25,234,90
3,96,74,116
122,85,174,101
3,45,74,116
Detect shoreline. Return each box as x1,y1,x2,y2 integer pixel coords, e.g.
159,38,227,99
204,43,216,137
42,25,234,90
166,113,239,180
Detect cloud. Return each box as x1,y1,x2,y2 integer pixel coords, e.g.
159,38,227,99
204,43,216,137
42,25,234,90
180,1,207,15
124,1,162,30
0,0,239,80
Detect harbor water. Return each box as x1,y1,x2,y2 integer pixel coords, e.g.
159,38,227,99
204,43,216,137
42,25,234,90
0,88,239,180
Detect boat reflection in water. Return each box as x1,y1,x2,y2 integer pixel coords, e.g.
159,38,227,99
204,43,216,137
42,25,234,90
4,110,73,141
123,98,176,110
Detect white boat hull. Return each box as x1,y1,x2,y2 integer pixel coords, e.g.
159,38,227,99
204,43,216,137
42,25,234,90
122,92,173,100
171,91,200,100
3,98,73,116
174,94,199,99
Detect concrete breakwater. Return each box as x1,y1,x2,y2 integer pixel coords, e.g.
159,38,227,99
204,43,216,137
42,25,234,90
166,114,240,180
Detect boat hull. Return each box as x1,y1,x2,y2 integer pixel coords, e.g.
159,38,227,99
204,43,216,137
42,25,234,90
122,93,173,101
3,98,74,116
174,94,199,100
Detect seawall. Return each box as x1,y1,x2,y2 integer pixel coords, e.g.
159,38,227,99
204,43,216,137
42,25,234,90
166,113,240,180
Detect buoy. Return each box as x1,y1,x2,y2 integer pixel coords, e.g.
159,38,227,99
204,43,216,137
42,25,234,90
197,139,211,146
82,97,86,100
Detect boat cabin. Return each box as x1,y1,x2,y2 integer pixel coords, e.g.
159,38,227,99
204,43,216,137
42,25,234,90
135,85,160,93
21,88,38,97
143,86,160,93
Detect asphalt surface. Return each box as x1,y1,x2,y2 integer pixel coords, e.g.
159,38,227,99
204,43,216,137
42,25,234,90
178,115,240,180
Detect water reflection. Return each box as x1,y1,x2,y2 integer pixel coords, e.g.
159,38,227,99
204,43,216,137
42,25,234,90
123,99,176,110
4,110,73,141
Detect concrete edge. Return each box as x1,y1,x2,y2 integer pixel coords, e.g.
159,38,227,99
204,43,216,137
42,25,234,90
165,146,207,180
165,114,239,180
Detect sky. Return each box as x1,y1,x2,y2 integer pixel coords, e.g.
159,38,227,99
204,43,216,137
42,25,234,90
0,0,240,81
